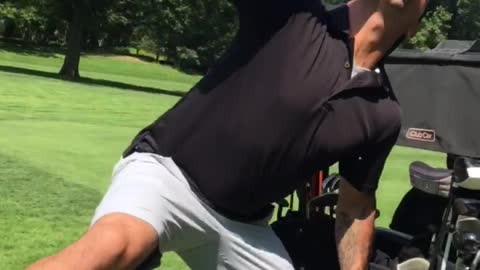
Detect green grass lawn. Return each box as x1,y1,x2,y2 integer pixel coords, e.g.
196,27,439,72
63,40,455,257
0,44,444,269
0,43,200,93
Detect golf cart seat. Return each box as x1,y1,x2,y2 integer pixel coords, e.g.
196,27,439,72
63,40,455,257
410,161,452,197
454,157,480,191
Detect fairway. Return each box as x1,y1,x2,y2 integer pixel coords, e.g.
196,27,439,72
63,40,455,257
0,46,444,269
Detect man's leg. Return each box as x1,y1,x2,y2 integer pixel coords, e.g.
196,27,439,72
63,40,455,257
27,213,158,270
178,210,295,270
28,151,233,269
27,152,187,270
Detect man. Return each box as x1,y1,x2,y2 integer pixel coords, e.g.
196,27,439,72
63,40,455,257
28,0,428,269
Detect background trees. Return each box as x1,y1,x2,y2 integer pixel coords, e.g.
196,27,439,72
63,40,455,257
0,0,478,76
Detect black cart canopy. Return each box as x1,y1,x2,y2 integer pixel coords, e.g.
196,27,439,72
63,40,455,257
385,40,480,158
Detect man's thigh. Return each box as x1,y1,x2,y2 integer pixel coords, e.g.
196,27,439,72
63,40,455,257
178,220,294,270
92,152,293,269
91,152,220,253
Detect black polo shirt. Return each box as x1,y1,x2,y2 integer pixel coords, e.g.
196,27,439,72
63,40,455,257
125,0,402,221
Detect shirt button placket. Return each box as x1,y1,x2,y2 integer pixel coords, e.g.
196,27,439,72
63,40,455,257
344,60,351,78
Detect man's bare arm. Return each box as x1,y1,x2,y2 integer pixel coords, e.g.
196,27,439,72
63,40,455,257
384,0,409,8
335,179,376,270
348,0,426,69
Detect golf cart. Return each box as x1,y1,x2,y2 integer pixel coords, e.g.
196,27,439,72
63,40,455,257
271,40,480,270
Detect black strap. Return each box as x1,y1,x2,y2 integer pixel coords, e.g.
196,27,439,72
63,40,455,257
122,131,159,158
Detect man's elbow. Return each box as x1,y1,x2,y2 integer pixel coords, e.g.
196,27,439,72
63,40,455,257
336,180,376,221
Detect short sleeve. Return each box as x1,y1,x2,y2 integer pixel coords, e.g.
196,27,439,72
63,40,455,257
232,0,283,21
232,0,302,37
339,129,400,194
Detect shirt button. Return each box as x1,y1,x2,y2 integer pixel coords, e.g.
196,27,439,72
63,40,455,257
344,62,351,69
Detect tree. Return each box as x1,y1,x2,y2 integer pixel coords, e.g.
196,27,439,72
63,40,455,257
0,1,49,42
405,0,480,50
405,5,453,50
0,2,18,38
58,1,86,80
101,0,142,48
58,0,113,80
2,0,479,75
135,0,238,72
449,0,480,40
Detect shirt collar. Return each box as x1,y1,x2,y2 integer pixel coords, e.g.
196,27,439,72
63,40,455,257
325,3,351,37
325,3,387,91
345,70,384,90
325,4,389,90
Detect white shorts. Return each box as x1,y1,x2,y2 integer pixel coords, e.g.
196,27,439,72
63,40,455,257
91,152,293,270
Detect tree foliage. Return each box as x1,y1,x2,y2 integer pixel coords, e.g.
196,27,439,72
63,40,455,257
0,1,54,43
0,0,479,73
132,0,237,71
450,0,480,40
405,5,453,50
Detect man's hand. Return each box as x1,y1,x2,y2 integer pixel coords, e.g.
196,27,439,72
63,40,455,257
335,179,376,270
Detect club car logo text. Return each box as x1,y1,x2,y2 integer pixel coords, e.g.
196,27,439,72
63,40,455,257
406,128,436,142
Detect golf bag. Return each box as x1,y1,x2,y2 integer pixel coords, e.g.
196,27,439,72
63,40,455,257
271,156,480,270
270,171,421,270
388,157,480,270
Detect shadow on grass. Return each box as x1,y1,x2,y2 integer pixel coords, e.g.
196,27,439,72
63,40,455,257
0,40,157,63
95,47,163,64
0,64,187,97
0,39,62,58
0,154,103,268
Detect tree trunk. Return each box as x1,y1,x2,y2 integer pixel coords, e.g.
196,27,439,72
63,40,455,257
59,2,84,80
447,0,460,39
